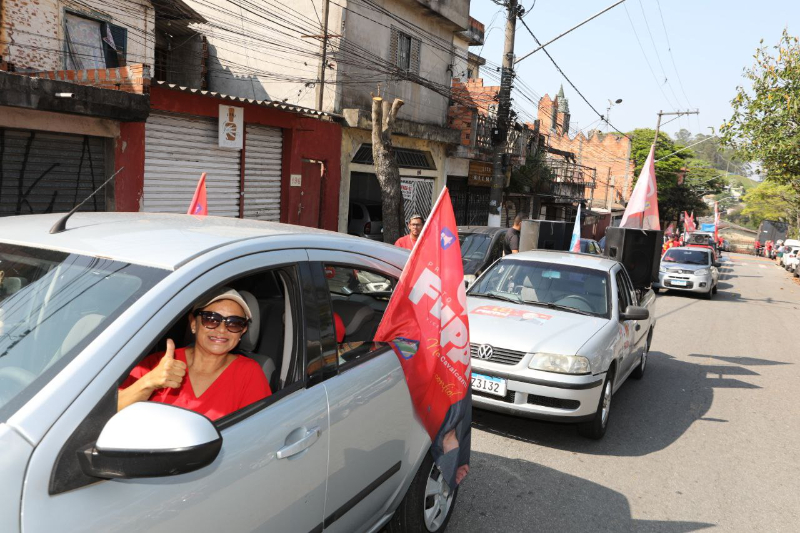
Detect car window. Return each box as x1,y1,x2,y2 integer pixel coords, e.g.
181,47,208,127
0,244,166,422
490,233,505,262
118,266,303,427
323,264,395,369
459,233,491,261
663,248,710,265
350,204,363,219
615,270,633,315
365,204,382,221
469,259,610,317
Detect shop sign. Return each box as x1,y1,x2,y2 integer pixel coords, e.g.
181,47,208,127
218,105,243,149
468,161,493,187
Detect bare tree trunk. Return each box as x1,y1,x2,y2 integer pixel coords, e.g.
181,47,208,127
371,94,404,244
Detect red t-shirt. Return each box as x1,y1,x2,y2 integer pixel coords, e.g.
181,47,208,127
120,348,271,420
395,234,417,250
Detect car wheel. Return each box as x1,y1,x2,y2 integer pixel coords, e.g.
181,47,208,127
579,368,614,440
704,287,713,300
631,335,650,380
387,451,458,533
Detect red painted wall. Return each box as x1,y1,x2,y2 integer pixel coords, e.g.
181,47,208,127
114,122,145,212
141,86,342,231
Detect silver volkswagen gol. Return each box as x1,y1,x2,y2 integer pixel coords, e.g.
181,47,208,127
466,251,656,439
0,213,458,533
654,246,719,299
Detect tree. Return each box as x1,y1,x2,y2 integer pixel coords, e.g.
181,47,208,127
371,93,404,244
740,180,799,233
721,29,800,231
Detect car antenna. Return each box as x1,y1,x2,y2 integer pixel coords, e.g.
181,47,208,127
49,167,125,234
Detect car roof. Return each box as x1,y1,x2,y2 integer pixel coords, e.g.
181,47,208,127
458,226,507,235
668,246,710,253
0,212,406,271
500,249,619,271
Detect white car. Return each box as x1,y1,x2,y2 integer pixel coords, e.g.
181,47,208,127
466,251,656,439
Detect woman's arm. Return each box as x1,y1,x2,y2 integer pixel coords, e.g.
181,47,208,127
117,340,186,411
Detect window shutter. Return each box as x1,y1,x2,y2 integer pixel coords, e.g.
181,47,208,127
410,37,421,75
102,23,127,67
390,27,399,67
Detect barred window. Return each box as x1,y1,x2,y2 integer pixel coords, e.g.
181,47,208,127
397,32,412,70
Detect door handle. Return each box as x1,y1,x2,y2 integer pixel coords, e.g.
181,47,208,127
277,427,321,459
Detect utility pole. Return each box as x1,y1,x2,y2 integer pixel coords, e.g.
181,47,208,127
315,0,331,111
488,0,519,227
653,109,699,145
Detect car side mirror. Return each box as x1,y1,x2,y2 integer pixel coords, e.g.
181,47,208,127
78,402,222,479
620,305,649,321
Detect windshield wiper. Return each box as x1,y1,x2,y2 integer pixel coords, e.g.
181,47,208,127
471,291,521,304
523,301,596,316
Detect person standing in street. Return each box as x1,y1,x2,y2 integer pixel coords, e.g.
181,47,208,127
394,214,424,250
662,234,679,255
503,214,523,255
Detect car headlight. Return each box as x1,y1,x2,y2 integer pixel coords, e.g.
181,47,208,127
528,353,591,375
694,269,709,276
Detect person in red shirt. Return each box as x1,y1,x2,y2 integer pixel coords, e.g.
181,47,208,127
394,214,424,250
118,288,271,420
662,234,679,255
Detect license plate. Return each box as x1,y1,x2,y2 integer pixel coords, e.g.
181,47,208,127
671,279,688,286
471,373,507,397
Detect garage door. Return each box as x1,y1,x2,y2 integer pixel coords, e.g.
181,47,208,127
243,124,282,220
143,112,240,217
0,128,106,216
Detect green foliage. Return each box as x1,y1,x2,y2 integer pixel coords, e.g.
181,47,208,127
509,150,554,194
740,180,799,230
721,29,800,186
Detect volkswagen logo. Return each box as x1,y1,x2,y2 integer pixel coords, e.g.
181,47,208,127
477,344,494,360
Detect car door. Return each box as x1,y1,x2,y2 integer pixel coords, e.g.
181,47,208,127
613,268,638,380
21,251,330,533
306,250,429,533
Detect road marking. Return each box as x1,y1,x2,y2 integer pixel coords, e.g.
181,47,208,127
759,265,766,269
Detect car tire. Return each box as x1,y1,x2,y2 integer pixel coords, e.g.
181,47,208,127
579,368,614,440
704,288,713,300
387,451,459,533
712,284,718,294
631,334,650,380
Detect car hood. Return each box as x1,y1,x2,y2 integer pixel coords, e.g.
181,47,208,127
467,296,608,355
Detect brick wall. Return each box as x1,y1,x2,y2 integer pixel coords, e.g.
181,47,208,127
26,64,150,94
536,92,634,206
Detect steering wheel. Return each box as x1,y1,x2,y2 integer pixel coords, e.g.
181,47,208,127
0,366,36,406
553,295,594,313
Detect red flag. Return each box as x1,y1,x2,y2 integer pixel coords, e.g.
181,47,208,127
683,211,696,232
187,173,208,216
620,145,660,230
665,222,675,235
374,187,471,489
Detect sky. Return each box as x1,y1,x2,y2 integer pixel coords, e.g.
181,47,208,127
470,0,799,141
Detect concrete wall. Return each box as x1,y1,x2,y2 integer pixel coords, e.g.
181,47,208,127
338,126,447,232
1,0,155,71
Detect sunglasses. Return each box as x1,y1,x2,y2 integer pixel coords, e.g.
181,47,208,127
194,310,249,333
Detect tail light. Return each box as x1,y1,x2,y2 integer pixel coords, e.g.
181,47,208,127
364,222,371,234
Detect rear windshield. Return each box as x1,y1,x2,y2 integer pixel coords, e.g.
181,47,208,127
663,248,710,265
365,204,382,221
0,244,166,421
460,233,491,261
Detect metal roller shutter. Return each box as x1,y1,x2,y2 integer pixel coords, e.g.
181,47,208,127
0,128,106,217
143,112,240,217
243,124,282,220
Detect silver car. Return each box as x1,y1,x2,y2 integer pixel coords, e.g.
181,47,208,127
654,247,719,299
466,251,656,439
0,212,458,533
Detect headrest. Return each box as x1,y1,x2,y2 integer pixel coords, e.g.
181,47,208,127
331,300,374,336
238,290,261,351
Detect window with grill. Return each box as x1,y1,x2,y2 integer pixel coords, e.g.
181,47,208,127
397,32,412,70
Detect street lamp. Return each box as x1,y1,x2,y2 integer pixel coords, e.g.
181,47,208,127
605,98,623,132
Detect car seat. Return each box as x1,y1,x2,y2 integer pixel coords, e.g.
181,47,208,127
331,299,375,342
237,290,278,391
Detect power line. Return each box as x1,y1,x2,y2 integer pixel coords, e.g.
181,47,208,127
654,0,694,110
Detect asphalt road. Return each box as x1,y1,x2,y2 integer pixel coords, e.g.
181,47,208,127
449,253,800,532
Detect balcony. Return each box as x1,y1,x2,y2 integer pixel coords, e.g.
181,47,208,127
459,17,485,46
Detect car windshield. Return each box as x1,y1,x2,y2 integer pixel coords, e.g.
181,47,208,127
0,244,166,421
460,233,491,261
469,259,609,317
663,249,710,265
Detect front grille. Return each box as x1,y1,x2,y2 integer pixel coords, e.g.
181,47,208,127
470,343,526,365
473,390,516,403
526,394,580,410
